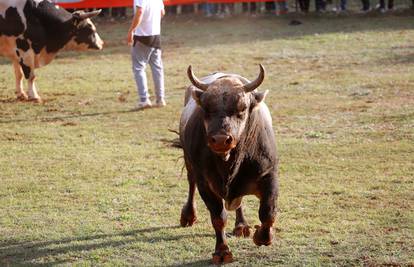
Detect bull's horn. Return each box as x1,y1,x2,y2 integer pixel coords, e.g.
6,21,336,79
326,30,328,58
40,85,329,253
73,9,101,20
187,65,209,91
243,64,265,93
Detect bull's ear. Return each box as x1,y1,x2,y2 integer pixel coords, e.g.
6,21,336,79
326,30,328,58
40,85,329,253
192,88,204,105
252,90,269,106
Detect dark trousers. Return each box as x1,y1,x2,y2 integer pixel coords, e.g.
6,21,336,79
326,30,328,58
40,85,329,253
242,2,257,12
361,0,370,10
265,1,276,11
315,0,326,11
379,0,394,8
298,0,310,11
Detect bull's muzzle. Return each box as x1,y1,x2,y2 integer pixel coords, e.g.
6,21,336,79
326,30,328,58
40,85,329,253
208,134,235,154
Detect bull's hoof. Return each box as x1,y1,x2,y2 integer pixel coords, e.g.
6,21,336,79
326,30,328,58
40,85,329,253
233,223,251,238
253,225,273,246
212,249,233,265
28,97,42,104
180,205,197,227
16,93,28,101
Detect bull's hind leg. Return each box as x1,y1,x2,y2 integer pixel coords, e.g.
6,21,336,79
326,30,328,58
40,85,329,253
198,184,233,264
13,60,28,101
180,170,197,227
233,205,251,238
253,173,278,246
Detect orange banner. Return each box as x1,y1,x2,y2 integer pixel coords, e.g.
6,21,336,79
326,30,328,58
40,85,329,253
56,0,270,9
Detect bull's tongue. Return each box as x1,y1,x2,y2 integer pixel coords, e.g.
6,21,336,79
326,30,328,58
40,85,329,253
217,151,231,161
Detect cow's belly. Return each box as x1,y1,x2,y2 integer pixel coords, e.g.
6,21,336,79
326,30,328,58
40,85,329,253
34,48,56,68
0,36,18,59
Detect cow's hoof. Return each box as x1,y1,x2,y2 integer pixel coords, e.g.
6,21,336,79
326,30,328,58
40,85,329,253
212,249,233,265
180,205,197,227
253,225,273,246
16,93,28,101
29,97,42,104
233,223,251,238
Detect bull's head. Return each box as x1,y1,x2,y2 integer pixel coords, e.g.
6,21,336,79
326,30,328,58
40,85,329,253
70,10,104,50
188,65,268,160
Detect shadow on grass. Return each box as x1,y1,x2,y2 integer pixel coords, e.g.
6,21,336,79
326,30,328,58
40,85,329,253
0,225,212,266
166,259,213,267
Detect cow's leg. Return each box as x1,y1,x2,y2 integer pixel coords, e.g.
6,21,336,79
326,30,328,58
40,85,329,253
27,74,41,103
253,173,278,246
19,51,41,103
180,170,197,227
198,184,233,264
13,60,28,101
233,205,251,237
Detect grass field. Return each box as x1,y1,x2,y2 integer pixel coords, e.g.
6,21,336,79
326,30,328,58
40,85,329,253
1,13,413,266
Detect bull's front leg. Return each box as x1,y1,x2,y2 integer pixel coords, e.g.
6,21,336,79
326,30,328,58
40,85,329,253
197,183,233,264
253,173,278,246
233,205,251,237
13,60,28,101
180,169,197,227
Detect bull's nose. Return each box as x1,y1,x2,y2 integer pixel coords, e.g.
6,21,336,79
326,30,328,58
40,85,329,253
208,134,234,152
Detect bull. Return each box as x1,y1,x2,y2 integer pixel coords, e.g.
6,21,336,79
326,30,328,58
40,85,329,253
0,0,103,102
179,65,279,264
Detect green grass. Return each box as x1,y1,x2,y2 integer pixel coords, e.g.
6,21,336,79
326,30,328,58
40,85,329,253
1,14,413,266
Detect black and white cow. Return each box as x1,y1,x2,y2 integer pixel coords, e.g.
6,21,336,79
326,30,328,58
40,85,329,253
0,0,103,102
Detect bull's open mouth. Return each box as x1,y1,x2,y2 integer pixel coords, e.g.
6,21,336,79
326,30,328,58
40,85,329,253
209,148,233,161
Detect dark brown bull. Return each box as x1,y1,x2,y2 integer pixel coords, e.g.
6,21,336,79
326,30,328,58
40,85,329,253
179,65,279,264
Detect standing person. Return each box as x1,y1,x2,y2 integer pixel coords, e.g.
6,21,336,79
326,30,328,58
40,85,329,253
265,1,276,13
127,0,166,110
360,0,371,11
242,2,257,15
315,0,326,11
378,0,394,12
298,0,310,12
276,0,289,14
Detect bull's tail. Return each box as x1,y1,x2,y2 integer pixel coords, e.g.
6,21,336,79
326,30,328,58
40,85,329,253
167,129,182,149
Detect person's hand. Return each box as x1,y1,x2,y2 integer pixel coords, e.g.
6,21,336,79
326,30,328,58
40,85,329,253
127,29,133,46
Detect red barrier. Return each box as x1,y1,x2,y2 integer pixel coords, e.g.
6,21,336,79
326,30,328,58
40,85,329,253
56,0,272,9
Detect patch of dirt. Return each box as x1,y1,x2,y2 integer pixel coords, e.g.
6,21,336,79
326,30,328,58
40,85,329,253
61,122,77,127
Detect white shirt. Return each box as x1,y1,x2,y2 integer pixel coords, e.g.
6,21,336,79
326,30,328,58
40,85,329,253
134,0,164,36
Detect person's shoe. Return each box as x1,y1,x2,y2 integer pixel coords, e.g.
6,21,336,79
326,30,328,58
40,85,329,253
155,99,166,108
133,99,152,110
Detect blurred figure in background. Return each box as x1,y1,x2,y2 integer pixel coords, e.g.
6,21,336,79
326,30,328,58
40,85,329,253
378,0,394,12
315,0,327,11
360,0,371,11
201,2,215,17
276,0,289,14
165,5,178,15
265,1,276,12
99,8,110,17
242,2,257,15
339,0,348,11
217,3,232,16
181,4,194,14
298,0,310,12
112,7,127,18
